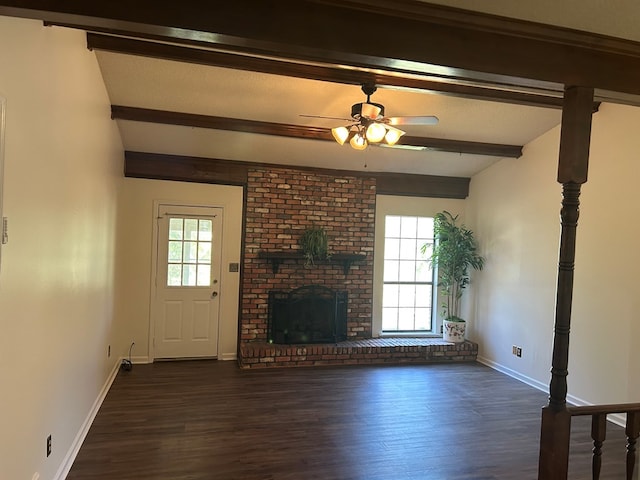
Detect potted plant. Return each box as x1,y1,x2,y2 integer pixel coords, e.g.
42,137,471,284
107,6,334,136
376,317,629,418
423,211,484,343
299,226,330,265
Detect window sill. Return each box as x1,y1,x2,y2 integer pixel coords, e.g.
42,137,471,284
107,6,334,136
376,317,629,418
378,332,440,338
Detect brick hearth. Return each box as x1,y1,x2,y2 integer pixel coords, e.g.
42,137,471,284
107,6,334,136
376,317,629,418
239,338,478,368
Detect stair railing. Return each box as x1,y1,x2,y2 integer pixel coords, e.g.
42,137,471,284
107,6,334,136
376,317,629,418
567,403,640,480
539,402,640,479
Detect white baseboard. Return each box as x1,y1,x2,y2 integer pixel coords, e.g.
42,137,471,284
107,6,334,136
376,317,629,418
54,358,121,480
131,355,150,364
477,355,549,393
477,356,626,428
220,352,237,361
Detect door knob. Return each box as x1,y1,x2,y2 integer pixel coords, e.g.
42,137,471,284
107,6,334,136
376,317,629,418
211,291,218,298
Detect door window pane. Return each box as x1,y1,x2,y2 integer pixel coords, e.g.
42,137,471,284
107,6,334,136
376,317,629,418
169,218,183,240
199,220,212,241
166,217,214,287
184,219,198,240
182,242,197,262
182,264,197,286
167,264,182,286
198,243,212,263
197,265,211,286
168,241,182,262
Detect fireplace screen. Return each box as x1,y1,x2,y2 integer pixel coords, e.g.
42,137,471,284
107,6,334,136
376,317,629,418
268,285,348,344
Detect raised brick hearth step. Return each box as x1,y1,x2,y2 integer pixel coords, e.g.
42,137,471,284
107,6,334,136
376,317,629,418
239,338,478,368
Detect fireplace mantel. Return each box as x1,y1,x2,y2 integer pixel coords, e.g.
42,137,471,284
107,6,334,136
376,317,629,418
258,251,366,274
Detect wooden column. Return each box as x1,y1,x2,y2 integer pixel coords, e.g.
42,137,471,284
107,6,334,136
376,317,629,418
538,85,594,480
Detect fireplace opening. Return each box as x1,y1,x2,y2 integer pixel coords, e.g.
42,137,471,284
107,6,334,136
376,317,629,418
268,285,348,344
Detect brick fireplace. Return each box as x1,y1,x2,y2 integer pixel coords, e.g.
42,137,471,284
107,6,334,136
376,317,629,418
240,167,376,348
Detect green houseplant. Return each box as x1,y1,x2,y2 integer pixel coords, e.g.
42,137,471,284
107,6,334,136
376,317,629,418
299,226,330,265
423,211,484,342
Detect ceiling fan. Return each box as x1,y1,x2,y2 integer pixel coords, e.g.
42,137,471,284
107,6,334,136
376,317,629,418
303,84,439,150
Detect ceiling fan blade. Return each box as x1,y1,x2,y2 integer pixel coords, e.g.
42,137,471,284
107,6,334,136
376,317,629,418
299,114,352,122
386,115,439,126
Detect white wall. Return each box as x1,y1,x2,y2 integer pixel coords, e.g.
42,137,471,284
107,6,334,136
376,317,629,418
0,17,123,480
466,103,640,405
373,194,467,336
115,178,243,362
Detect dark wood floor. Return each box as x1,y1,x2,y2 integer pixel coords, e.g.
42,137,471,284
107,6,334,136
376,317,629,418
67,361,628,480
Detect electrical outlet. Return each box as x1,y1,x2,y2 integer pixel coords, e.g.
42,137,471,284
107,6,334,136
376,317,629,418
46,435,52,457
512,345,517,355
516,347,522,358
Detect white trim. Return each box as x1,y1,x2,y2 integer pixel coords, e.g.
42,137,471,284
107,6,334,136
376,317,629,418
477,355,549,392
54,359,120,480
148,201,161,362
130,355,151,364
477,356,626,428
219,352,237,361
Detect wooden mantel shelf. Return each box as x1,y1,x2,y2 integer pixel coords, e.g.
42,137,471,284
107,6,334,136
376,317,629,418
257,251,366,274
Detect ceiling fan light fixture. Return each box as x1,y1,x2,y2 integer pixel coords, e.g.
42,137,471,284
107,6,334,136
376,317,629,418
360,102,382,119
331,126,350,145
384,126,405,146
350,132,368,150
365,122,387,143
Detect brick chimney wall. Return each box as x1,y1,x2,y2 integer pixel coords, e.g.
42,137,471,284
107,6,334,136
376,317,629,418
241,167,376,344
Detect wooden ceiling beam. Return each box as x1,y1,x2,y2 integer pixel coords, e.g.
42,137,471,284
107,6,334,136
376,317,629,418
2,1,640,99
124,150,471,199
111,105,523,158
87,33,567,110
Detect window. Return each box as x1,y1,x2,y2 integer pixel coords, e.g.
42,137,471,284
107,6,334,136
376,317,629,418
382,215,435,332
167,217,213,287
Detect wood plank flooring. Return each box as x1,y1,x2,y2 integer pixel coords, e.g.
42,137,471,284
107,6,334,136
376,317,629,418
67,361,629,480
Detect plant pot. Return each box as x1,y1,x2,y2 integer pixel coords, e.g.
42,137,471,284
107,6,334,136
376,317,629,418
443,318,466,343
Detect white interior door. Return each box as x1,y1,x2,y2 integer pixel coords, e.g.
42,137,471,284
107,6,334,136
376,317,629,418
153,204,223,359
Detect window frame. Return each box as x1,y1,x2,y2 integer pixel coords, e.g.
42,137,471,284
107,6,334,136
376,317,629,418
380,215,436,334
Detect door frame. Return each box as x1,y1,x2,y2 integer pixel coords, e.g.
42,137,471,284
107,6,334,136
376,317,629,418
148,200,226,362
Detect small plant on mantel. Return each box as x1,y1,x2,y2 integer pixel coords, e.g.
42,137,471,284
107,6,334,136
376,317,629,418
299,226,330,266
